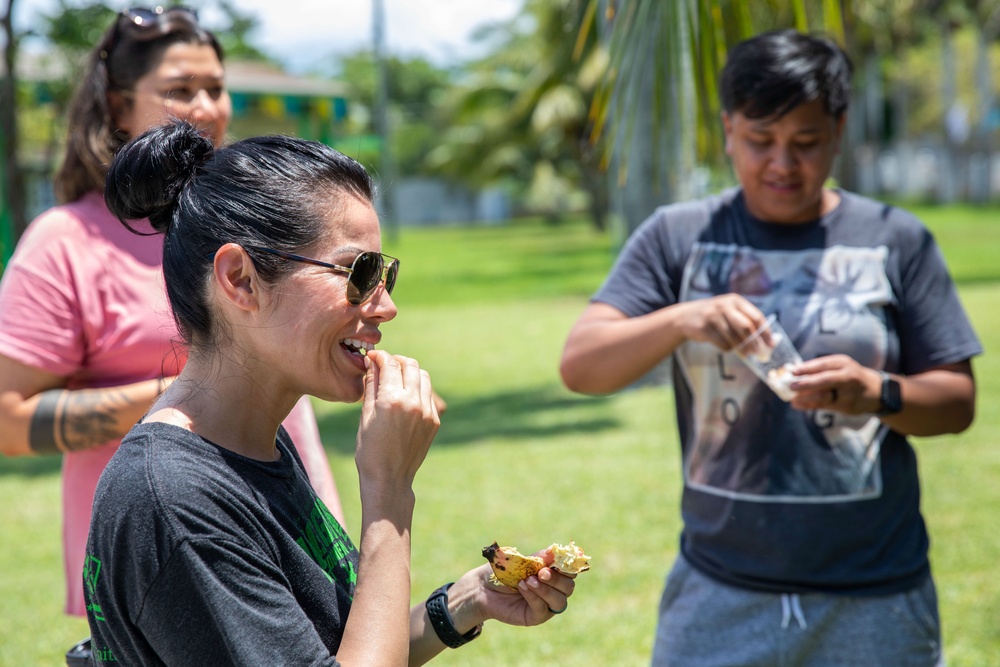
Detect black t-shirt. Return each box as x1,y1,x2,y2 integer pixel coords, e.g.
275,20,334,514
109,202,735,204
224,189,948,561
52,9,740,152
594,188,982,594
84,421,358,666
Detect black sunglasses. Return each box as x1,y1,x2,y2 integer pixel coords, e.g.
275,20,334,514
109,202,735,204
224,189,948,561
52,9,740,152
102,6,200,59
248,246,399,306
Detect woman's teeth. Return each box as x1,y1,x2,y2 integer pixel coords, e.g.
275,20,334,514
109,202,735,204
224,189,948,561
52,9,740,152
343,338,374,356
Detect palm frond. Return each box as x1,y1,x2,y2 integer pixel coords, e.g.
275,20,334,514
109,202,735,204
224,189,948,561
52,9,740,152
591,0,850,187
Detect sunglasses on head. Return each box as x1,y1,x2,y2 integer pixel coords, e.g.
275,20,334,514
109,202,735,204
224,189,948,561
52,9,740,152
102,6,200,58
121,5,198,28
248,246,399,306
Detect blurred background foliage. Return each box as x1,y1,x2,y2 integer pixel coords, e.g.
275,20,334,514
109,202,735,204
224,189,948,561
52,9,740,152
5,0,1000,257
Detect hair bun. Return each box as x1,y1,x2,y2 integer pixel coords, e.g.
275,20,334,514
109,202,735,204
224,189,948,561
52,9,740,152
104,120,214,234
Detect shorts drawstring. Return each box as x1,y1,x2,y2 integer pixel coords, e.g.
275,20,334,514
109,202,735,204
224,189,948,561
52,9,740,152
780,593,808,630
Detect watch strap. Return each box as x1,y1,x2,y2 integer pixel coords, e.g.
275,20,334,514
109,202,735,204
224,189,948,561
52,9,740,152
425,583,482,649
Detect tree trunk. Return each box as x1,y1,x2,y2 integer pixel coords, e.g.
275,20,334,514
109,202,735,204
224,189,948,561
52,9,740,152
581,159,608,231
863,53,883,195
891,82,912,199
972,23,993,204
602,1,696,243
940,24,961,203
1,0,27,253
372,0,397,240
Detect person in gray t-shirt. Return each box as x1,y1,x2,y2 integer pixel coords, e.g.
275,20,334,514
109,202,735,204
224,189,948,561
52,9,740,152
561,29,980,667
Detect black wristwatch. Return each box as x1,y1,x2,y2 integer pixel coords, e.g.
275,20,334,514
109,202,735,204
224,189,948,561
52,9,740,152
877,371,902,416
425,583,482,649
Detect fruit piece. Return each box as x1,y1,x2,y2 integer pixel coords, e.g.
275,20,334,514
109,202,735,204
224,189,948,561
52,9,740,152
482,542,545,589
549,541,591,574
482,541,591,589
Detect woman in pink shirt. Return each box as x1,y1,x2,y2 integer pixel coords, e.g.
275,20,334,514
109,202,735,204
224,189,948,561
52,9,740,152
0,6,343,617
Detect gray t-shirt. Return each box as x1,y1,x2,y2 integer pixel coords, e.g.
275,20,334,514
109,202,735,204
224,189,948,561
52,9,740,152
594,188,981,594
84,421,358,665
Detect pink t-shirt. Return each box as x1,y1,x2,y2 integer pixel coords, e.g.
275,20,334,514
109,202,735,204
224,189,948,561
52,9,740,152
0,192,339,616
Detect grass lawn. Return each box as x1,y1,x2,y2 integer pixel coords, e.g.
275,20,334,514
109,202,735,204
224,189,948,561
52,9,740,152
1,206,998,666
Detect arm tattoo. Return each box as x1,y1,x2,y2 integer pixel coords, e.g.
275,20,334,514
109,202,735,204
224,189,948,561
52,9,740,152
29,387,139,454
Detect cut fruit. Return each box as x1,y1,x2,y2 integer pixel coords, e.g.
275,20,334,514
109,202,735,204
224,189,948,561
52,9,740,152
482,541,591,589
549,541,591,575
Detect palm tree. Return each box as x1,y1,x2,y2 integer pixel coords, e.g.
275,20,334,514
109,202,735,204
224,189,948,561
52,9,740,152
595,0,1000,224
427,0,611,229
590,0,854,235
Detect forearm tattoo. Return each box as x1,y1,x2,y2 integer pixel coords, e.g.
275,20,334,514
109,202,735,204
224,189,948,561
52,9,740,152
28,387,138,454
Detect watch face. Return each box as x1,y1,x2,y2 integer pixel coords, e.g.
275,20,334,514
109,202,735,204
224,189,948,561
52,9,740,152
881,375,902,415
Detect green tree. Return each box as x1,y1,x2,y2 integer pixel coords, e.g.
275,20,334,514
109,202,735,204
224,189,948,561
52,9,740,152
34,2,115,170
427,0,611,229
1,0,27,254
826,0,1000,200
3,0,124,261
593,0,1000,228
212,0,271,62
1,0,275,258
589,0,854,235
41,0,115,50
335,50,453,177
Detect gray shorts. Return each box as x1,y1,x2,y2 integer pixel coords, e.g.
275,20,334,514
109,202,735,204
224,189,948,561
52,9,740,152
652,555,943,667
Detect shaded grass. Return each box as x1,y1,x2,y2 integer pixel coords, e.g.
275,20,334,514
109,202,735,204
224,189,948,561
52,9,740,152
2,210,998,665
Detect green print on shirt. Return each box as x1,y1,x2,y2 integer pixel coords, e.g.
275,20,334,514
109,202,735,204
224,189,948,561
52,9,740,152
83,554,105,622
295,498,357,589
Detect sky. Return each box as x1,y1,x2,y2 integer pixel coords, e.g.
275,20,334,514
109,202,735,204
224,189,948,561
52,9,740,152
15,0,525,72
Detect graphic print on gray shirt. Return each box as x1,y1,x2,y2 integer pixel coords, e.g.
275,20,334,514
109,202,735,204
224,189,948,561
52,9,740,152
677,242,888,501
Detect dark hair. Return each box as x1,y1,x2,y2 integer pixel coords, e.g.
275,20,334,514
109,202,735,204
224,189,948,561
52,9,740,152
720,29,853,120
104,121,377,347
54,9,224,203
